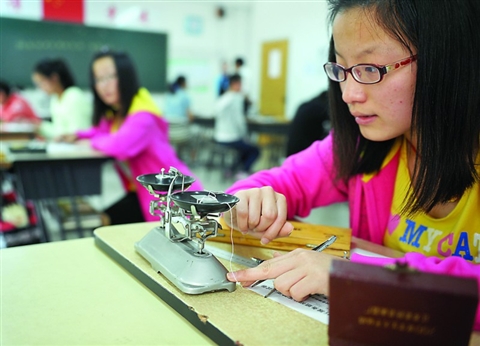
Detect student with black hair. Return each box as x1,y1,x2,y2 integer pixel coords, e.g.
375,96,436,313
59,49,203,224
234,57,252,116
0,80,40,124
164,75,193,122
225,0,480,330
32,58,91,139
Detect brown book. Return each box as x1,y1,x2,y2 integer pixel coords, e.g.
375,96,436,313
328,260,478,346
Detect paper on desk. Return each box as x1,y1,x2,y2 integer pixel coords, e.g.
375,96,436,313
248,280,330,325
46,142,91,153
46,142,77,153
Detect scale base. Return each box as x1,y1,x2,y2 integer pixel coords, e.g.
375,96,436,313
135,226,236,294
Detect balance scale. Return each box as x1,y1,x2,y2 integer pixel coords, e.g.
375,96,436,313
134,167,239,294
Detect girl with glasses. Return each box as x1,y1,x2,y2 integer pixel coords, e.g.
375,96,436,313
224,0,480,330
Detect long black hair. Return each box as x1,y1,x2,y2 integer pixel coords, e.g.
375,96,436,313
327,0,480,214
0,80,11,96
33,58,76,89
90,49,140,125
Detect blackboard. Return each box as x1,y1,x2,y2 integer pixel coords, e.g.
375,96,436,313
0,17,167,92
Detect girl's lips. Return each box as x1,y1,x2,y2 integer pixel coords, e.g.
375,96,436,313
354,114,377,125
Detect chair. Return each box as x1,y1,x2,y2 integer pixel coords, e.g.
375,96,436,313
167,119,193,163
204,141,240,179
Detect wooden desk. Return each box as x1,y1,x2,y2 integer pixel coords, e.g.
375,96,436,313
247,116,290,136
2,223,479,345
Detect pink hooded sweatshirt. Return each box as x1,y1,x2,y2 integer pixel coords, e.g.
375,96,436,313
76,88,203,222
226,134,480,330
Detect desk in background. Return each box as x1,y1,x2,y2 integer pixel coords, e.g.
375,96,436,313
0,122,37,141
1,141,110,242
191,115,290,135
248,116,290,167
191,115,290,170
2,222,479,345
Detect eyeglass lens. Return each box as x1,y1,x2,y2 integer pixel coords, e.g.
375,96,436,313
325,64,381,84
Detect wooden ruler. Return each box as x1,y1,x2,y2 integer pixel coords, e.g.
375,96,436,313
210,218,352,258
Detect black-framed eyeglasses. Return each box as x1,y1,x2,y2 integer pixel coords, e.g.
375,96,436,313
323,55,417,85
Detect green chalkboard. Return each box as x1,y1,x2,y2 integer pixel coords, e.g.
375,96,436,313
0,17,167,92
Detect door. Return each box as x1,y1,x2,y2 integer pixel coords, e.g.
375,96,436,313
259,40,288,117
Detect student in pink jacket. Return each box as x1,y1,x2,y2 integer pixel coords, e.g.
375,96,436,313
224,0,480,330
0,80,41,124
61,49,203,224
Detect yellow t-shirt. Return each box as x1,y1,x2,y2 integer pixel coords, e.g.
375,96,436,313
108,87,162,133
384,138,480,263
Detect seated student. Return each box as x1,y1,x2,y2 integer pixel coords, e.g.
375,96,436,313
164,76,193,122
164,76,194,162
214,74,260,179
59,49,203,224
0,80,41,124
286,90,330,157
224,0,480,330
32,58,92,139
234,58,252,116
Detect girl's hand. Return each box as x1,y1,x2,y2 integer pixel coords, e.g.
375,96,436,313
55,134,77,143
227,249,336,300
224,186,294,245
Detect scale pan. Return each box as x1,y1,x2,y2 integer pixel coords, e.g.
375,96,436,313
136,173,195,192
170,191,239,214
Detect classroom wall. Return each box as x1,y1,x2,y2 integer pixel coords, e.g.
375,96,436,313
1,1,331,119
0,1,251,116
249,2,331,119
85,2,252,116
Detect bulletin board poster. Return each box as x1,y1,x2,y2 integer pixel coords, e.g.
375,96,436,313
168,58,214,94
0,17,168,92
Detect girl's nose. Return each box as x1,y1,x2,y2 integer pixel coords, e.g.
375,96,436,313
341,76,367,105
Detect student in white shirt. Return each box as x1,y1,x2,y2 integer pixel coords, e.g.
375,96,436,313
32,58,92,139
214,74,260,178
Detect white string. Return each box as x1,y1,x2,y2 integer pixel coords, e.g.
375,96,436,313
199,190,238,283
227,202,238,283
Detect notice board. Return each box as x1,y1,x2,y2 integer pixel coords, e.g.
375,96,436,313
0,17,167,92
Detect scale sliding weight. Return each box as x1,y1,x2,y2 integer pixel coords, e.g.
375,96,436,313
134,167,239,294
